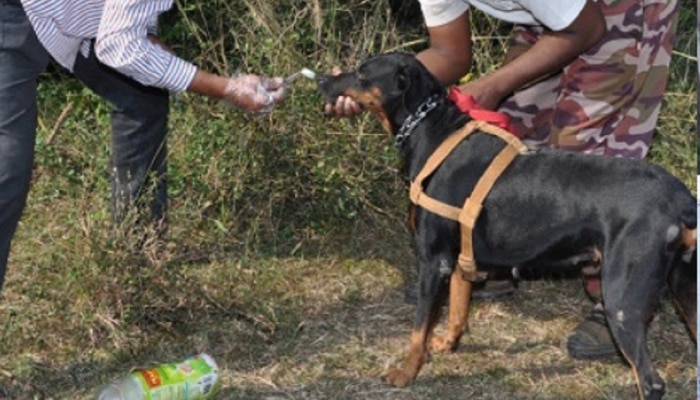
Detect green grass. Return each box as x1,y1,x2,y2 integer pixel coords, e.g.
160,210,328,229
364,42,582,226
0,1,696,399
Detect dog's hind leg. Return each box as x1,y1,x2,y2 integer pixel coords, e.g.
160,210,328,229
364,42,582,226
384,253,452,387
601,245,668,400
430,269,473,353
668,227,697,341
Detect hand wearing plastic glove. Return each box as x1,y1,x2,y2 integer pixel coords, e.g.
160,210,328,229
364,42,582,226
224,74,285,114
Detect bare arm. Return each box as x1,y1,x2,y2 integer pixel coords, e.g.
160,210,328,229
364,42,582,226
186,70,229,98
416,10,473,85
145,35,229,100
462,1,606,109
100,14,284,114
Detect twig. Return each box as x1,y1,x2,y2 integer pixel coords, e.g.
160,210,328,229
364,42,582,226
385,39,427,53
45,101,74,146
672,50,697,62
0,367,14,379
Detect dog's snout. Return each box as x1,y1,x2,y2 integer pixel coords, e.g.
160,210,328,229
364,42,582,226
317,74,344,103
316,74,332,87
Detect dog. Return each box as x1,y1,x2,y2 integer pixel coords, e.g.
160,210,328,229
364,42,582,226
318,52,697,400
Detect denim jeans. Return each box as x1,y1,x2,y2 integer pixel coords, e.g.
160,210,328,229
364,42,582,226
0,0,49,291
73,42,170,231
0,0,169,292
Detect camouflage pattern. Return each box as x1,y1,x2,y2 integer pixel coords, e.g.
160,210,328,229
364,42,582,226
497,0,679,159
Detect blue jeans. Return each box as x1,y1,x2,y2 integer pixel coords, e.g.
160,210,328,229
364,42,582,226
0,0,169,291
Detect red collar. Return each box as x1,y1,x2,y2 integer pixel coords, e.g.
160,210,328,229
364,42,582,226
447,86,518,137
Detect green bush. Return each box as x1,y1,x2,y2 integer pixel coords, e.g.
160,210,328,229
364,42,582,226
33,1,696,256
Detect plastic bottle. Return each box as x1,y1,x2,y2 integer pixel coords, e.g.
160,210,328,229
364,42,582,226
95,353,220,400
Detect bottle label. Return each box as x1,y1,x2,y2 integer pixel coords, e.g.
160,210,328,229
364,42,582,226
133,354,220,400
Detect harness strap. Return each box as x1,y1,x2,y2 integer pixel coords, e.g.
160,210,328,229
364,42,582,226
409,120,528,282
409,124,478,220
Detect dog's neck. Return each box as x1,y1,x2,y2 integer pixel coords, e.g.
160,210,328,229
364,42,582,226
395,95,470,181
393,94,443,149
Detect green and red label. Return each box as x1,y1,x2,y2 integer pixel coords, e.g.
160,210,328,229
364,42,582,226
132,354,220,400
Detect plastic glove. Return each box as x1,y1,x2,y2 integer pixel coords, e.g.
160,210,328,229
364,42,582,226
261,77,285,103
223,74,285,114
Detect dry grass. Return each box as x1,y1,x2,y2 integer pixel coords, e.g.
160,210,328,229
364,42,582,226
1,222,695,399
0,0,696,399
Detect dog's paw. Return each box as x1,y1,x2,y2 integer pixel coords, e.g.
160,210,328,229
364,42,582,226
383,368,415,387
430,335,457,353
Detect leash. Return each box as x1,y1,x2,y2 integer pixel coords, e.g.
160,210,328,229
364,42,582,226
447,86,518,136
395,86,518,149
409,120,528,282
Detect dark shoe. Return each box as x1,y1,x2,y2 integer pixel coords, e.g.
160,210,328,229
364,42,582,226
403,278,515,305
471,279,516,301
567,306,620,360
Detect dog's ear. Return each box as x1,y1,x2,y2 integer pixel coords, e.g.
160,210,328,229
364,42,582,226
394,65,411,94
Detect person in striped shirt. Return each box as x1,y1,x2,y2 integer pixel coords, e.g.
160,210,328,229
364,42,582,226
0,0,285,292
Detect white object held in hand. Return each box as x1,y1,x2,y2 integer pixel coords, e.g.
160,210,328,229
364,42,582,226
285,68,316,85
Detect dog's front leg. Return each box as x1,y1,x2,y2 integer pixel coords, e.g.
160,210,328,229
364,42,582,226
384,259,447,387
431,269,472,352
383,325,433,386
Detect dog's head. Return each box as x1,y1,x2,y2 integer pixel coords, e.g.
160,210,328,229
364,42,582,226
318,52,446,134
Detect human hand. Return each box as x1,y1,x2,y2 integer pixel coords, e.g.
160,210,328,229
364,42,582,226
223,74,286,114
457,76,505,111
323,66,363,118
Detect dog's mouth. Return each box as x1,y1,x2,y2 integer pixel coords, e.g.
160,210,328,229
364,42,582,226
317,73,354,103
318,75,385,111
317,72,394,134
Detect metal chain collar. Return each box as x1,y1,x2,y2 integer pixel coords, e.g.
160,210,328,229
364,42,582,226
393,94,442,149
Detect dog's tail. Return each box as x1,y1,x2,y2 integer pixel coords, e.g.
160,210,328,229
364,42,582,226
668,200,697,342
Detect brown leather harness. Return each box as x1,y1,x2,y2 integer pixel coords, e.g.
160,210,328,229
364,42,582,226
409,120,528,281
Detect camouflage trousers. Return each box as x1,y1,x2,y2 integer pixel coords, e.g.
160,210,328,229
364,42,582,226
498,0,679,160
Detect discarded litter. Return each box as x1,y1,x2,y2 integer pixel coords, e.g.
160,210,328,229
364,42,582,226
95,353,220,400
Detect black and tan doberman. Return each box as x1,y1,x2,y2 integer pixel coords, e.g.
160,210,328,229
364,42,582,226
318,52,697,400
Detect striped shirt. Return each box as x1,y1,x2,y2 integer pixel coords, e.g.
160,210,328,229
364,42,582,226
21,0,198,92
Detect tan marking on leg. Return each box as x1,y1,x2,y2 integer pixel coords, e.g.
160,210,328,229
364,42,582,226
681,226,696,249
619,348,645,400
678,226,697,332
384,326,432,387
431,270,472,353
408,204,418,232
671,295,697,341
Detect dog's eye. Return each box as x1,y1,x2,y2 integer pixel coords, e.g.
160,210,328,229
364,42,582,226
356,73,373,87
